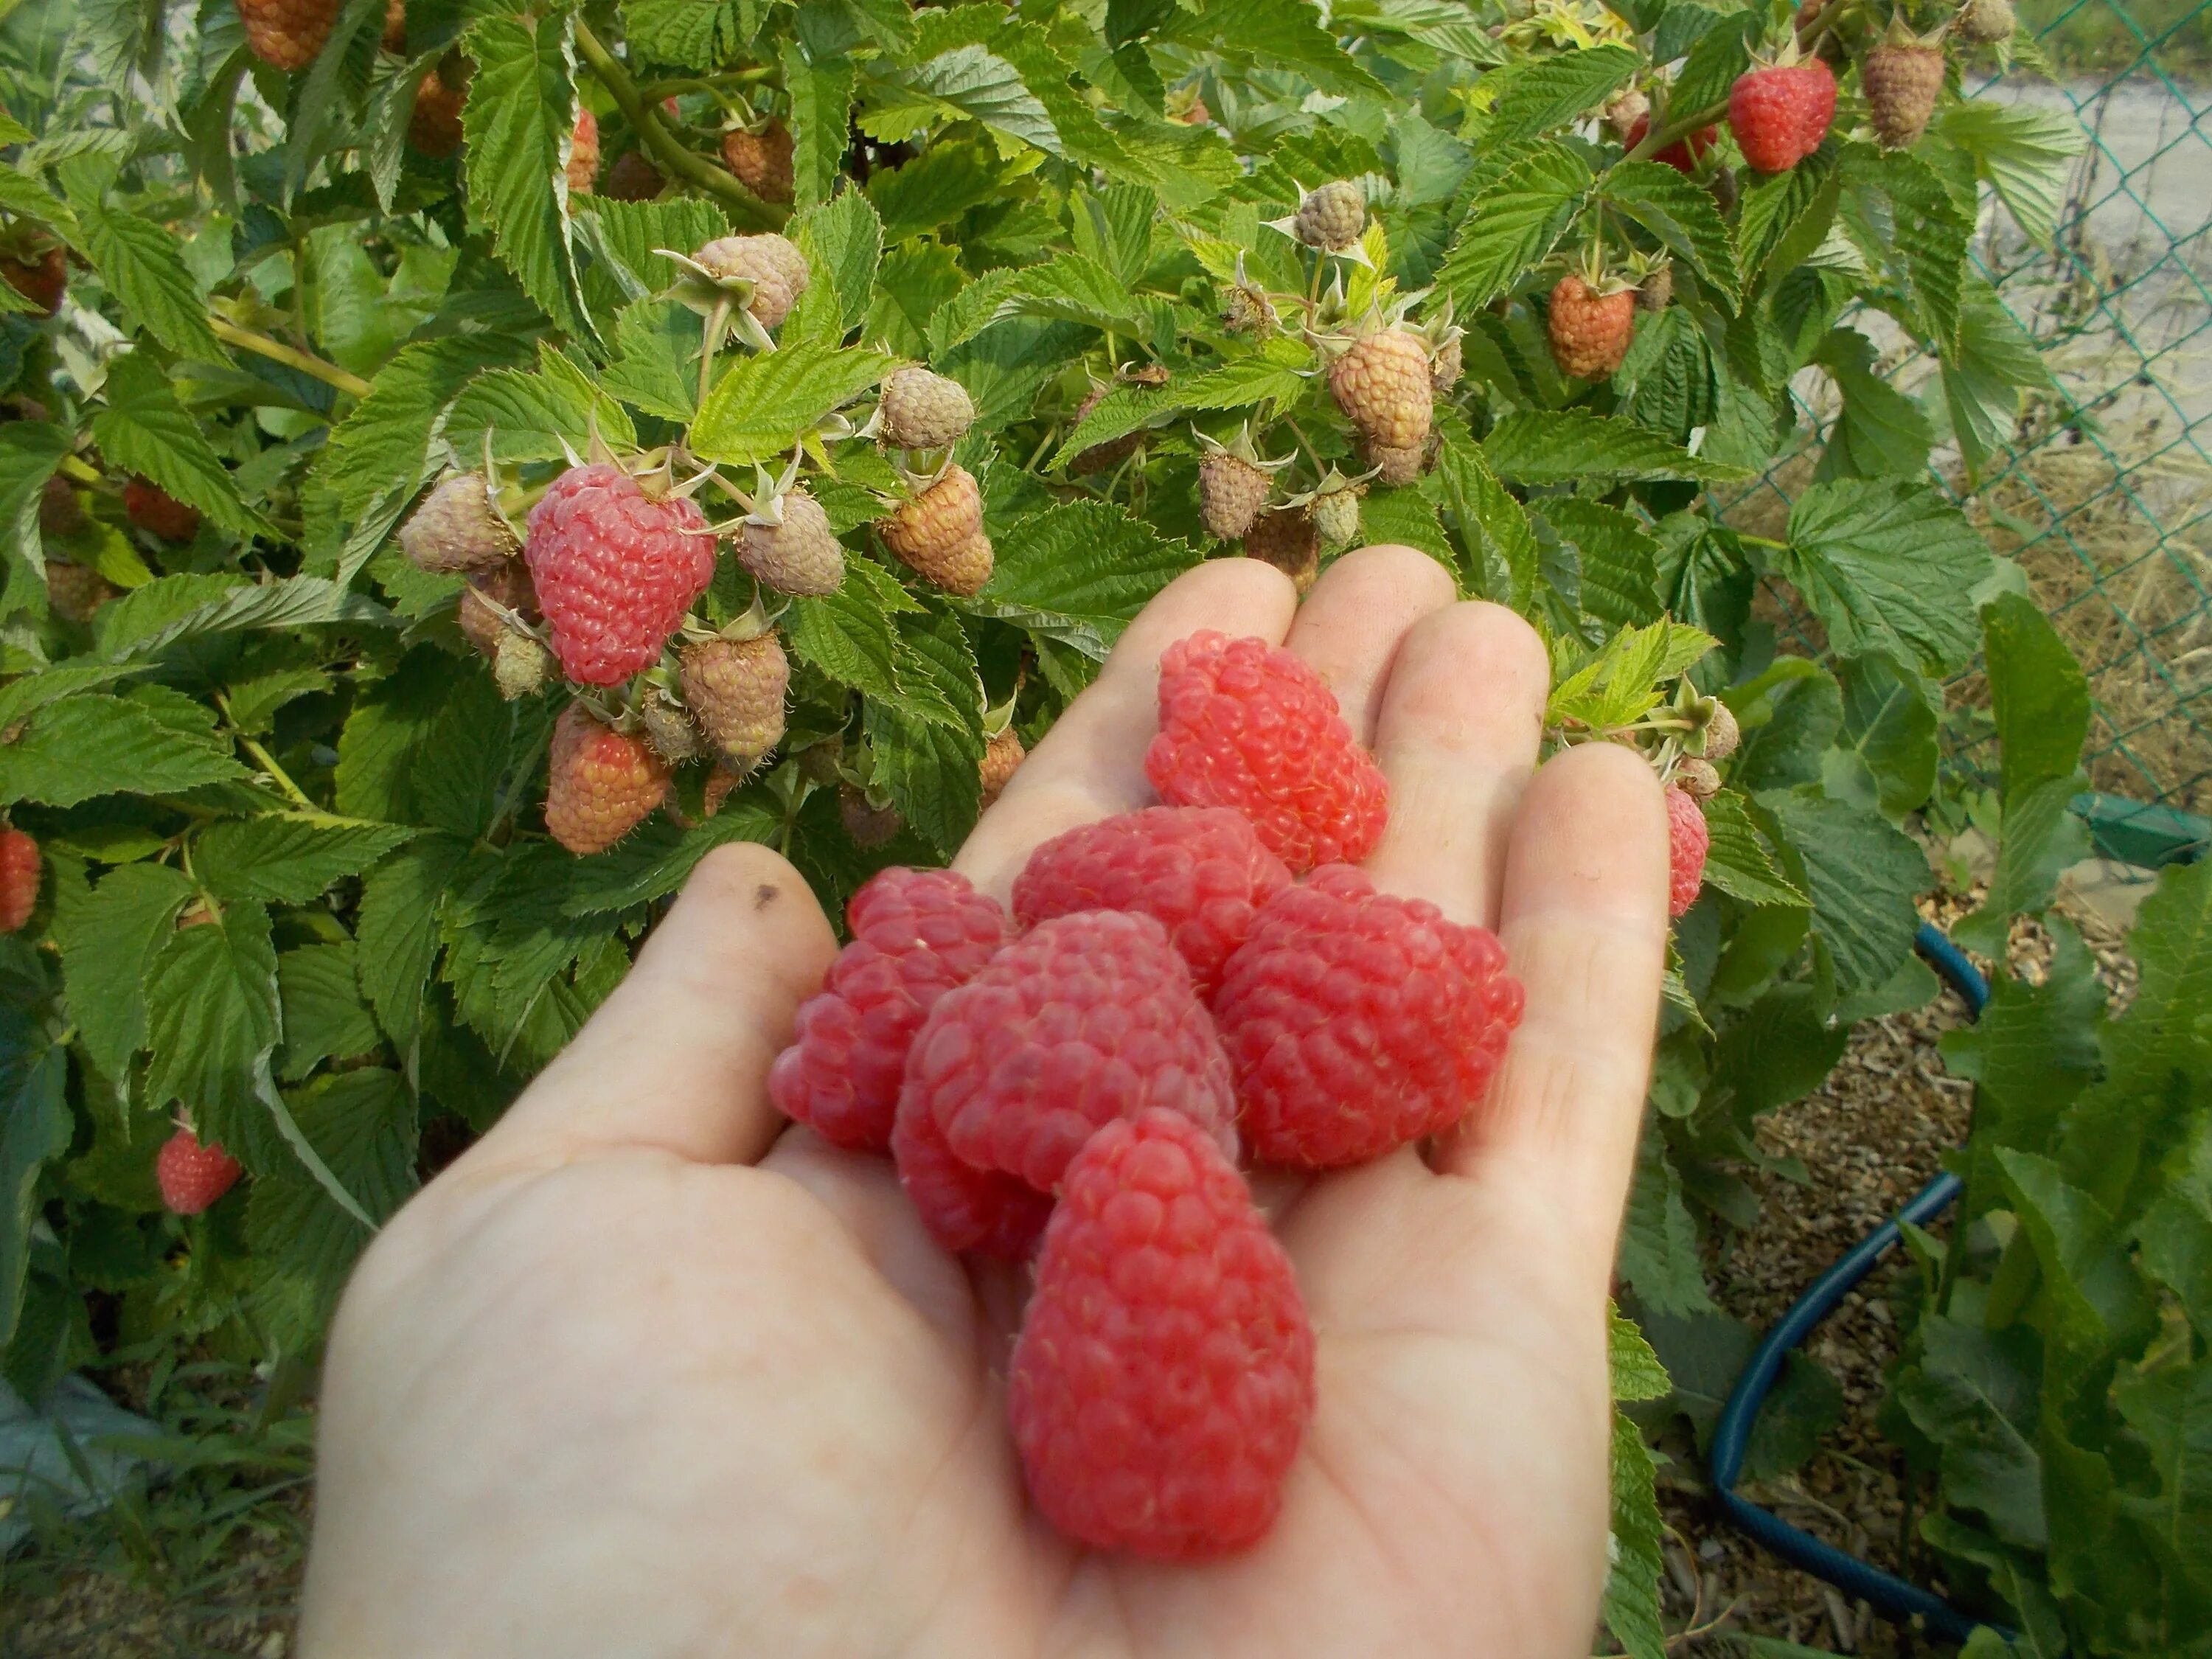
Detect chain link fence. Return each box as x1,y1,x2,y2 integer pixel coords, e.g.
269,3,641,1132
1730,1,2212,868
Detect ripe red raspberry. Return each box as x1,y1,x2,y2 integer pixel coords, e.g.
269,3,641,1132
1666,783,1709,917
1013,807,1293,998
769,867,1009,1152
238,0,340,69
543,703,669,855
897,910,1235,1212
1728,59,1836,173
1624,114,1717,173
2,246,65,316
978,727,1025,806
680,633,788,766
1327,327,1433,452
567,107,599,194
0,827,39,933
1009,1109,1315,1559
1548,275,1637,380
721,122,796,204
1863,38,1946,147
891,1094,1054,1257
524,463,714,686
123,478,201,543
1145,630,1388,874
1213,864,1524,1167
157,1128,243,1215
877,465,992,594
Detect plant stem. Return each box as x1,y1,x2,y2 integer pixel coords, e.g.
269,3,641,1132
216,692,318,810
210,318,372,398
574,24,779,230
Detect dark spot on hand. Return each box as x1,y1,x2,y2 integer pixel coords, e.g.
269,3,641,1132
754,883,779,911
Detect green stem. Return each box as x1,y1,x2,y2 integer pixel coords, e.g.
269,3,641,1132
210,318,372,398
574,23,779,230
217,693,317,810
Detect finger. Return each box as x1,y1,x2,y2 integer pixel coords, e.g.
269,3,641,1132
954,557,1296,902
470,842,839,1169
1362,602,1550,925
1283,543,1458,745
1433,741,1669,1291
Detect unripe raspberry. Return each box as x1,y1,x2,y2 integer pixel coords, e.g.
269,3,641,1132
1604,88,1650,142
45,561,116,623
566,107,599,194
1293,179,1366,251
1548,275,1635,380
2,247,65,316
1703,699,1739,760
879,466,992,595
737,487,843,597
493,632,553,700
408,63,467,156
721,122,795,204
978,728,1025,805
1638,264,1674,313
544,703,669,855
123,478,201,543
1666,784,1709,917
1674,757,1722,801
638,693,705,764
524,463,714,686
38,476,82,536
1068,386,1143,476
1328,327,1433,451
681,633,789,766
695,234,810,330
1863,40,1946,147
1429,333,1464,394
1198,451,1273,540
1242,507,1318,593
238,0,340,69
156,1128,242,1215
1958,0,2014,41
603,149,664,201
1312,487,1361,553
877,367,976,450
400,473,521,574
840,786,901,848
0,827,39,933
456,560,539,658
1363,437,1426,486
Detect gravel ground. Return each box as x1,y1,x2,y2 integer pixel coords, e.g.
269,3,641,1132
1654,888,2140,1654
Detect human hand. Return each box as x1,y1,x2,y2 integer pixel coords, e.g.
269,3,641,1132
299,545,1670,1659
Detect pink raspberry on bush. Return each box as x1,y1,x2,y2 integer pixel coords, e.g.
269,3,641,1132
524,464,715,686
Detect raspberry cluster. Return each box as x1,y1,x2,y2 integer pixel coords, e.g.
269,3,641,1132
767,631,1530,1561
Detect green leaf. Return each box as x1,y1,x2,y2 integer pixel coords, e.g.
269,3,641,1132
1833,652,1938,820
54,861,196,1082
1483,408,1751,485
141,899,283,1158
357,835,473,1053
1712,983,1848,1118
0,1009,69,1352
445,344,640,466
625,0,764,68
928,252,1152,356
1161,0,1385,97
1944,279,2058,484
77,201,226,362
1483,46,1637,146
1759,787,1927,999
1869,148,1970,348
198,816,415,905
1620,1127,1715,1315
1435,420,1536,606
557,804,782,915
692,342,900,464
1434,142,1592,310
785,556,919,700
0,422,72,570
602,300,703,422
1610,1302,1672,1402
1736,150,1842,293
91,352,271,539
1602,1406,1667,1659
1599,160,1739,305
461,13,595,342
1776,479,1992,678
1669,7,1757,128
1937,100,2079,250
276,942,383,1080
864,610,986,855
1698,789,1807,908
900,44,1062,155
796,189,883,338
1535,497,1659,627
1812,327,1933,479
0,693,248,807
967,498,1200,659
1983,590,2090,798
785,43,858,210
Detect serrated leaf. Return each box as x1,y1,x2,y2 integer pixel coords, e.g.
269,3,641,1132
77,200,226,362
91,353,271,539
864,610,984,855
54,862,196,1084
1812,327,1934,480
1537,497,1659,627
1603,1405,1668,1659
0,1009,66,1352
1937,100,2078,251
0,694,248,807
1600,160,1739,305
966,498,1200,657
928,253,1150,356
1435,142,1592,310
100,574,394,661
784,556,916,700
1777,478,1991,678
558,804,782,915
1669,7,1757,125
1699,788,1807,907
1434,420,1535,605
198,816,415,905
625,0,765,68
0,422,71,571
796,189,883,336
784,42,858,210
1484,45,1636,146
692,342,899,464
1483,408,1750,485
357,834,472,1052
1620,1126,1715,1315
602,300,703,422
1759,787,1926,998
276,942,383,1079
445,343,640,465
1736,150,1842,292
461,13,594,342
1161,0,1383,97
142,898,282,1157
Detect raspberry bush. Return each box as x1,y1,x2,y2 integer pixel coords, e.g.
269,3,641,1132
0,0,2089,1638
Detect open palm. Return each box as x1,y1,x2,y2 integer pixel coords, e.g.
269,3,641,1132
299,545,1669,1659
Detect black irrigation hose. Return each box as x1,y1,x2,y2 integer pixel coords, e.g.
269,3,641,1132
1707,922,2014,1647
